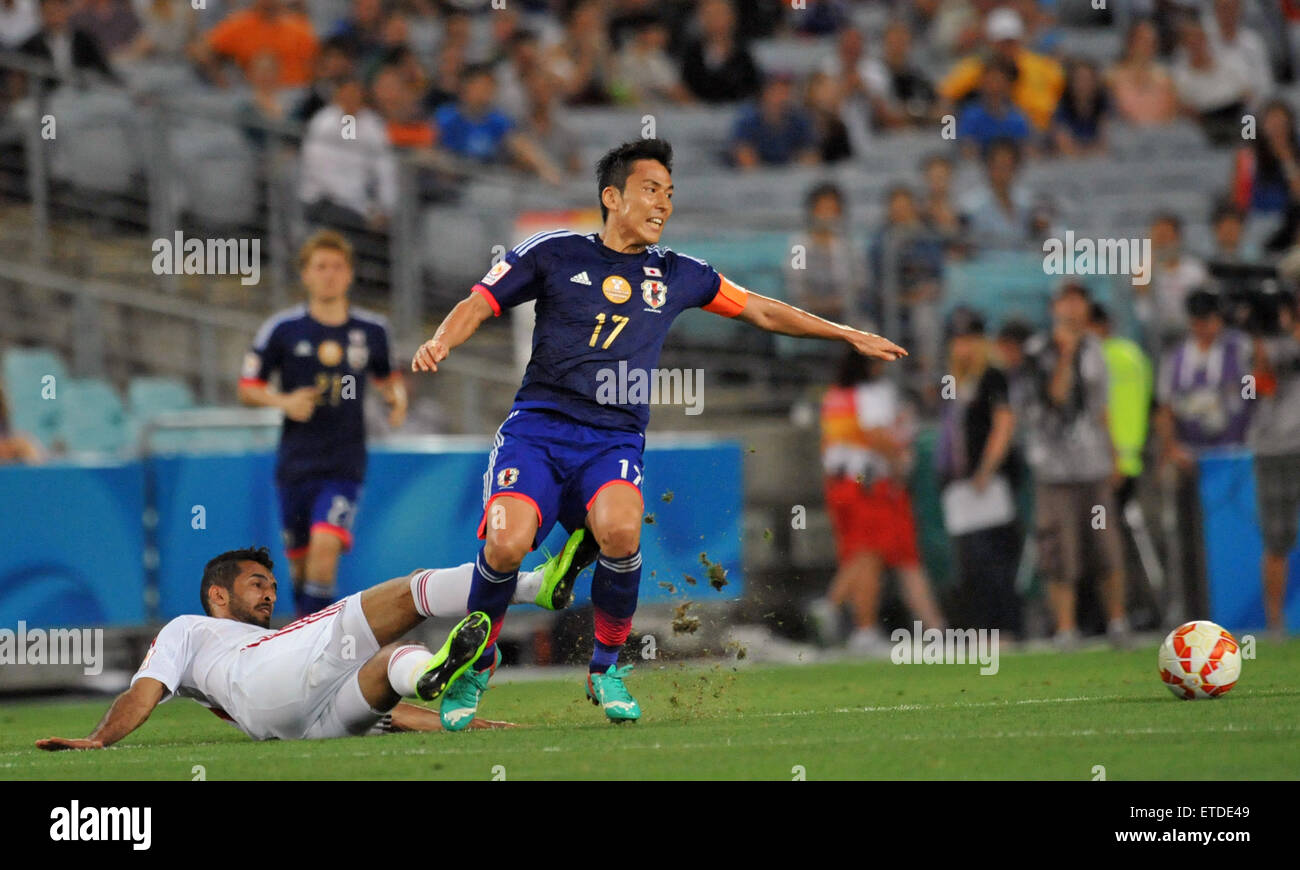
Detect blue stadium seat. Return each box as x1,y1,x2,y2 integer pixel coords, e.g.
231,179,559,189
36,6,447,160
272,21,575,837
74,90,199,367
58,378,130,456
2,347,67,447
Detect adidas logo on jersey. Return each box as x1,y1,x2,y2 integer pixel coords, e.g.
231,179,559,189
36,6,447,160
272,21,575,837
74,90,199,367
570,271,591,285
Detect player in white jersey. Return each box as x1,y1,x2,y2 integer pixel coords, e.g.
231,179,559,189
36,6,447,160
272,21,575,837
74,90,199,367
36,532,596,748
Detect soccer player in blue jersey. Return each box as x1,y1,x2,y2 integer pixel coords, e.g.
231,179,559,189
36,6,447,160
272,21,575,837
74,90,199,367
239,230,408,617
412,139,906,727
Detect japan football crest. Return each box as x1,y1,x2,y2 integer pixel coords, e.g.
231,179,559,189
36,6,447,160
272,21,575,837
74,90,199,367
496,467,520,487
641,279,667,309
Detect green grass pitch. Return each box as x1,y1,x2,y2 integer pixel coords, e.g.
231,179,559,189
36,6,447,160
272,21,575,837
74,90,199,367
3,640,1297,780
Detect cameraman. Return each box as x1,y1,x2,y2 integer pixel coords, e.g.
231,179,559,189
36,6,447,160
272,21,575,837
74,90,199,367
1249,290,1300,637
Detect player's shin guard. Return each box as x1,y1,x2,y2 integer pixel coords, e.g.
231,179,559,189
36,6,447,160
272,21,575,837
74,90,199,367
589,549,641,673
468,548,517,671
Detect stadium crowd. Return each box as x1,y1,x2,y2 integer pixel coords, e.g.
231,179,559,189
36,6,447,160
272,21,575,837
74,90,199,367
2,0,1299,647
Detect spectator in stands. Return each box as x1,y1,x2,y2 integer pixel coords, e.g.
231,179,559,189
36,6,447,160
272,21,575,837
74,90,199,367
869,185,945,392
0,380,42,464
292,35,354,124
299,73,396,232
818,26,873,149
328,0,385,61
237,51,289,150
116,0,197,63
1209,201,1261,266
434,63,563,183
812,349,946,655
939,6,1064,132
0,0,38,50
867,20,937,130
1206,0,1273,109
730,73,819,169
423,31,465,111
543,0,612,105
69,0,138,60
920,152,964,248
1138,212,1209,354
495,30,542,120
681,0,761,104
355,5,414,82
1231,99,1300,216
190,0,317,89
804,70,852,163
371,60,437,153
19,0,118,88
1154,289,1252,617
1022,282,1129,647
784,182,865,325
610,14,692,105
1248,291,1300,637
956,55,1033,159
1170,14,1253,146
936,307,1023,637
1107,18,1177,127
959,137,1036,249
996,316,1035,408
1052,58,1109,158
518,67,582,178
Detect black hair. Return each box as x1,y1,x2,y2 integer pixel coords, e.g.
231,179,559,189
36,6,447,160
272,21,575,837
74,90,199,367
460,62,496,86
1089,301,1111,326
805,181,844,213
834,347,877,387
997,317,1033,344
200,547,273,616
595,139,674,222
1212,200,1245,226
1152,211,1183,233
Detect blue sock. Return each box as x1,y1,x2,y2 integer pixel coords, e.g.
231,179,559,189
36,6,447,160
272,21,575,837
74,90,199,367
467,547,517,671
296,582,334,618
590,549,641,673
590,641,620,673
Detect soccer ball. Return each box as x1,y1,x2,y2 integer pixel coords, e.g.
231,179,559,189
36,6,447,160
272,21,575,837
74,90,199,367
1157,620,1242,700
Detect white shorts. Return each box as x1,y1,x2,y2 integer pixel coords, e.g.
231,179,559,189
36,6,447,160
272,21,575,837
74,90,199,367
227,593,386,740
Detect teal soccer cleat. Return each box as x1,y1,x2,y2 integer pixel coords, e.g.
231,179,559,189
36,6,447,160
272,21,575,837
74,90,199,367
586,664,641,722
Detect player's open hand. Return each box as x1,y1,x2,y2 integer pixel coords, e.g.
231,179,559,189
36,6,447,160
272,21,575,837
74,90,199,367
411,339,449,373
36,737,104,751
848,330,908,361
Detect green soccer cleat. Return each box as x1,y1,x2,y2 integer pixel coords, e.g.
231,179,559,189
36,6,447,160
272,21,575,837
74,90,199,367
586,664,641,722
439,647,501,731
415,611,491,703
535,527,599,611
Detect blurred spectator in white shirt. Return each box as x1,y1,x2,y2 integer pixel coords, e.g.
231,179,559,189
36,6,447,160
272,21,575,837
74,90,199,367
1171,14,1253,145
0,0,38,49
1205,0,1273,109
299,75,397,231
610,14,692,105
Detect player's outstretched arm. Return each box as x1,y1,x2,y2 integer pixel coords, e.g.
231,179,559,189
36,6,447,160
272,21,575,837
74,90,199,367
734,292,908,361
36,678,166,751
387,701,517,732
411,292,495,373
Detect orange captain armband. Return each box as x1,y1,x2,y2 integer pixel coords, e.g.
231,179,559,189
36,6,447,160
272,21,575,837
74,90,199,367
703,275,749,317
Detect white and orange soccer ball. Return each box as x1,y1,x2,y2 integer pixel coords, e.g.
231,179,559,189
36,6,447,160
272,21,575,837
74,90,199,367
1157,620,1242,700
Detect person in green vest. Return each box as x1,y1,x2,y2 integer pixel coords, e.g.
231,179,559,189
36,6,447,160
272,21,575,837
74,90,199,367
1087,302,1152,500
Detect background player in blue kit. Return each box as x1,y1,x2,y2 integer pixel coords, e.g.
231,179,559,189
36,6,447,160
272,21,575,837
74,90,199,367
412,139,906,727
239,231,408,617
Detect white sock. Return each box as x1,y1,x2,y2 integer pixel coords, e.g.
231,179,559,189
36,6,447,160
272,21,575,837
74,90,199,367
409,564,546,617
386,644,434,697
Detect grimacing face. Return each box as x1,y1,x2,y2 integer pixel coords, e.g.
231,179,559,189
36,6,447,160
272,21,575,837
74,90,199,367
212,562,277,628
604,159,673,248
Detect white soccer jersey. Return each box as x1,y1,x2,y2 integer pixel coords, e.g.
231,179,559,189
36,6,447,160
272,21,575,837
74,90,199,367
131,595,383,741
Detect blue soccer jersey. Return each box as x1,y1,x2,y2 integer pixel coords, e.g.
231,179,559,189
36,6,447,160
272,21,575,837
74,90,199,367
472,230,749,431
241,305,396,483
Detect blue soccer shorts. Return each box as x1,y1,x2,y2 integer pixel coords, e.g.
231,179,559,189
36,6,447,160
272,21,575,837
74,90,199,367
278,478,363,557
477,409,644,547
